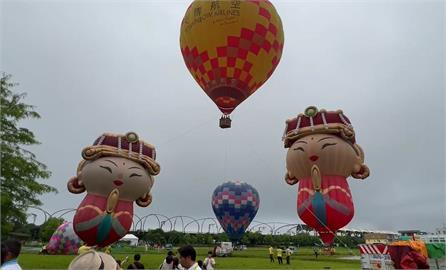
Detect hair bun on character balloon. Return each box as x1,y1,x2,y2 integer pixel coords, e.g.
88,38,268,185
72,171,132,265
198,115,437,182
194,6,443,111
282,106,356,148
79,132,160,175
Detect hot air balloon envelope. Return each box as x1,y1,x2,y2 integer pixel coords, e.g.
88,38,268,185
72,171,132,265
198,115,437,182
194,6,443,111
283,106,370,245
47,221,81,255
67,132,160,247
180,0,284,127
212,181,260,241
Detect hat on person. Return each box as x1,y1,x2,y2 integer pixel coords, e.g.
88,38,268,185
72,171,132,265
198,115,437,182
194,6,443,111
68,250,118,270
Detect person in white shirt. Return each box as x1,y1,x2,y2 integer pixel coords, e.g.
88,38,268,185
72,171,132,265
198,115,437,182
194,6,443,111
285,247,292,264
1,239,22,270
159,255,173,270
203,251,216,270
178,245,201,270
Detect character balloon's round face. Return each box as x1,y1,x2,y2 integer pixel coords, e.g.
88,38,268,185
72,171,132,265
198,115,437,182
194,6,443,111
286,134,363,180
78,157,153,201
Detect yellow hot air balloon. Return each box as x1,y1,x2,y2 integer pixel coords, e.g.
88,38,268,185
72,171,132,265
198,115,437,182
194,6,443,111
180,0,284,128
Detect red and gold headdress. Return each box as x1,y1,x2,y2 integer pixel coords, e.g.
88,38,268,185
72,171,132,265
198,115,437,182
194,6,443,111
78,132,160,175
283,106,356,148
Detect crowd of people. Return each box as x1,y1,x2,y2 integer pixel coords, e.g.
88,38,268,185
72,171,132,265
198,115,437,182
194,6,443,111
110,245,215,270
268,246,293,265
157,246,215,270
0,239,219,270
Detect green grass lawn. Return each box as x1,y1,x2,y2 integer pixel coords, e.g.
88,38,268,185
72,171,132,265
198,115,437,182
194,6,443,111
19,247,361,269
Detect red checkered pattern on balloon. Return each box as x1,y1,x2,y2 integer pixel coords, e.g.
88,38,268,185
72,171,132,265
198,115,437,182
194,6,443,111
212,190,259,209
181,1,284,114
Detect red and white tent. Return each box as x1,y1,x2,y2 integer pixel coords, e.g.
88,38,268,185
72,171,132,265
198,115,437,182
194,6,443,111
358,244,393,270
359,244,389,255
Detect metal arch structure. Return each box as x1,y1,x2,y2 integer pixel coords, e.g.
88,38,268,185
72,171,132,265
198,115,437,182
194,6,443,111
248,221,293,235
50,208,77,219
195,217,220,234
28,206,51,224
163,216,200,232
183,219,202,233
274,223,303,235
247,221,274,234
25,208,385,238
132,214,143,232
134,214,160,231
159,214,174,232
271,223,314,235
138,213,173,232
267,222,292,235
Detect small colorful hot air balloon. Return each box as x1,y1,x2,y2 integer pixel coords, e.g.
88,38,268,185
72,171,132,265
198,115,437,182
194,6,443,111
46,221,81,255
212,181,260,241
180,0,284,128
282,106,370,246
67,132,160,247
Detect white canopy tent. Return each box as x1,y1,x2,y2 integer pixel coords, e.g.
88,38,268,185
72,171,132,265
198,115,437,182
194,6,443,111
120,234,139,246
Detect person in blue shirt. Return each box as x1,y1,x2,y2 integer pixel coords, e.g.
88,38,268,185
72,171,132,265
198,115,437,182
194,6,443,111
1,239,22,270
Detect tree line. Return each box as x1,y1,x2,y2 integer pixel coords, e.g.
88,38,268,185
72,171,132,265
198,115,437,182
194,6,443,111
12,218,364,248
133,228,364,248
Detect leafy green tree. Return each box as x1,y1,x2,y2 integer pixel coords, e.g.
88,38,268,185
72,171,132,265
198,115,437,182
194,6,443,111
40,217,64,242
10,222,40,241
143,228,166,245
0,73,57,237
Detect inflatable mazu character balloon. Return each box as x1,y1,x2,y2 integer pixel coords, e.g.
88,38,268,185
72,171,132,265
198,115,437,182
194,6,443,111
282,106,370,246
67,132,160,247
212,181,259,242
180,0,284,128
46,221,81,255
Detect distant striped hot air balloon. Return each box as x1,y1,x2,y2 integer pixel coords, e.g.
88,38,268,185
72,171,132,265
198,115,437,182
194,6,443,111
180,0,284,128
211,181,260,242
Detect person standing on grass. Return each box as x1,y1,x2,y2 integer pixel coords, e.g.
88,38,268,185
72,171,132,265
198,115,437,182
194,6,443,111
128,254,145,269
203,251,216,270
313,246,319,260
276,247,283,264
1,239,22,270
162,251,174,265
286,247,292,264
178,245,201,270
160,255,174,270
268,246,275,263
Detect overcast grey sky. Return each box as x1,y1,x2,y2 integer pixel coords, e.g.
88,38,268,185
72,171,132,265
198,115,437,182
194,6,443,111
1,0,444,233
